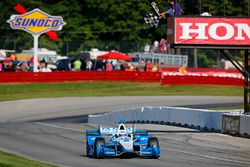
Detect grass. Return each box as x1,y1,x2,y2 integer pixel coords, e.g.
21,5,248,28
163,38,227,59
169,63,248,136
0,151,58,167
209,105,244,110
0,81,243,101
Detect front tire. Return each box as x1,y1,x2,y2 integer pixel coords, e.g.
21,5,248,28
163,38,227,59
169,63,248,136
94,138,105,159
148,137,159,147
148,137,160,159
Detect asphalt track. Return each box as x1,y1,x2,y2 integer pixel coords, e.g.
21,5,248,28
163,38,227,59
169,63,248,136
0,96,250,167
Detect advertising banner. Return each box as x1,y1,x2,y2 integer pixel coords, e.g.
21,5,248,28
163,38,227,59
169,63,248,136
168,17,250,46
7,8,66,72
7,8,65,35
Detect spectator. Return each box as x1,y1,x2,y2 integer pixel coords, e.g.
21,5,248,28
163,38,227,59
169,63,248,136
40,63,52,72
101,60,106,71
111,61,115,70
139,59,146,71
160,1,182,55
159,38,167,53
120,61,125,71
115,61,121,70
151,40,159,53
129,64,136,71
73,59,82,71
146,60,152,72
10,53,16,61
160,0,182,18
134,54,140,63
41,57,46,63
152,64,159,72
40,67,51,72
86,60,93,71
166,39,171,54
80,60,86,71
0,62,2,72
144,44,150,53
201,7,212,16
20,61,29,72
106,60,113,71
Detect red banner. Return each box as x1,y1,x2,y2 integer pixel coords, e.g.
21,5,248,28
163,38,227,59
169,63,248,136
172,17,250,45
0,71,243,86
0,71,161,83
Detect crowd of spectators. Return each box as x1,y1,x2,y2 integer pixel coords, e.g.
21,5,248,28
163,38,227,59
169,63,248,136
144,39,169,54
70,59,160,72
0,52,166,73
0,53,54,72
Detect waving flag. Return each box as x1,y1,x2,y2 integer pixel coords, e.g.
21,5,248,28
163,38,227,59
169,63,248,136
144,13,159,28
45,30,59,41
13,3,27,14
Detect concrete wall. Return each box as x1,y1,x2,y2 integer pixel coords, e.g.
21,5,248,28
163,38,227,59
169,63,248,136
240,115,250,134
88,106,250,136
88,106,228,130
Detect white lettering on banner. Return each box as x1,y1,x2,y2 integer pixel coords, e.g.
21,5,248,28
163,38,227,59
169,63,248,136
209,23,234,40
235,24,250,40
212,73,243,79
162,72,243,79
179,22,250,41
179,23,208,40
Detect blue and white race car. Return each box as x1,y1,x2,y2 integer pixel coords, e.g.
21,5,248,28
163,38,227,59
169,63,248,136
86,121,160,158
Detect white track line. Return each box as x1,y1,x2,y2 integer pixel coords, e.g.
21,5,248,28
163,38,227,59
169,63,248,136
162,148,250,165
35,122,84,133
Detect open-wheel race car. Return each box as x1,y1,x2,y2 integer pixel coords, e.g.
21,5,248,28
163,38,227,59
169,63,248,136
86,121,160,159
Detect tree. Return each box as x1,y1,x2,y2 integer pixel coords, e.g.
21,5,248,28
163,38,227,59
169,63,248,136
1,0,249,55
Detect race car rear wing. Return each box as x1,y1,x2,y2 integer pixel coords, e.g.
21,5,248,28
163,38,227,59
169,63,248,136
134,129,148,135
86,129,100,135
100,127,133,135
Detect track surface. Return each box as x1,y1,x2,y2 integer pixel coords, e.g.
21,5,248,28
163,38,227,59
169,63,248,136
0,96,249,167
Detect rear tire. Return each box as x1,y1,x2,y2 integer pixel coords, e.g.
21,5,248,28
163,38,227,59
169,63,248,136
94,138,105,158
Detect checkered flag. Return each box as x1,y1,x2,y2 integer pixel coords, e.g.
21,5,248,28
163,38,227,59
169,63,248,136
144,13,160,28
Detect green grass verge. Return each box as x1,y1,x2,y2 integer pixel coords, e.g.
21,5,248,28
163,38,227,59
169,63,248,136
209,105,244,110
0,151,58,167
0,82,243,101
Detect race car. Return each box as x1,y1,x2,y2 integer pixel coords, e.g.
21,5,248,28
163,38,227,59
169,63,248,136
86,121,160,158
